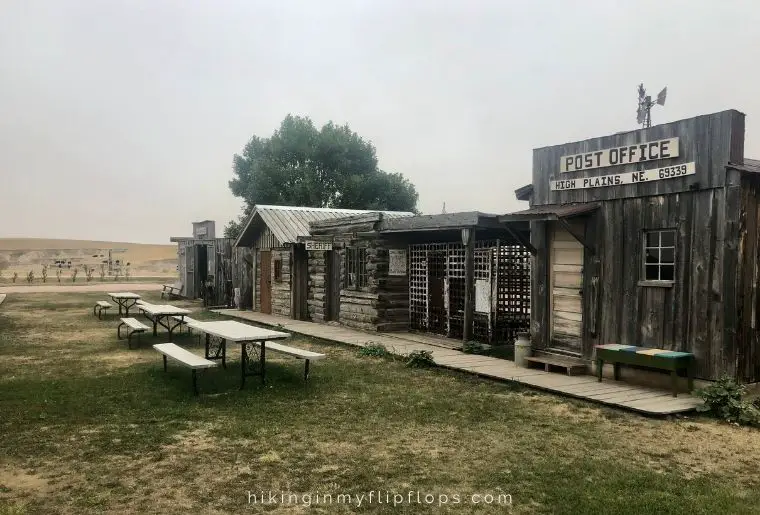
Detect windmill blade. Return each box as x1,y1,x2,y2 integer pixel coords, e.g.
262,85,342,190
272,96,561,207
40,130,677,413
636,107,645,125
656,87,667,106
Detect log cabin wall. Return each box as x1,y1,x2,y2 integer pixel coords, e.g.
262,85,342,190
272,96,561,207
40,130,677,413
529,109,747,381
270,248,292,318
306,213,410,332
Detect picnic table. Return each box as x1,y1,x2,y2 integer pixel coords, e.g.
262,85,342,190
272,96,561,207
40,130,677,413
107,292,141,316
186,320,290,388
137,304,191,340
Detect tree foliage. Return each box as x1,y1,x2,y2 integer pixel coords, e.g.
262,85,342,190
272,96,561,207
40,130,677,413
225,115,419,238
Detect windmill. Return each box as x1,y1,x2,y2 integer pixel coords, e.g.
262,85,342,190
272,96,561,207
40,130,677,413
636,84,667,128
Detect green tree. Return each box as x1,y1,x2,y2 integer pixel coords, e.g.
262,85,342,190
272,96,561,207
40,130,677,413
225,115,419,238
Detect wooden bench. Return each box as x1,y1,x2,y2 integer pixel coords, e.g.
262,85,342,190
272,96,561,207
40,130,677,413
161,283,182,299
153,343,218,395
93,301,112,320
117,317,150,348
595,344,695,397
525,355,587,376
256,341,326,381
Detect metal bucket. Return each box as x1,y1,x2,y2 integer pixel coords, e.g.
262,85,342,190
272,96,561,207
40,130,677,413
514,332,532,367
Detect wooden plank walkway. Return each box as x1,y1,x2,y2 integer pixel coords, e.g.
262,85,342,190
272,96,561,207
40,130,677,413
212,310,703,416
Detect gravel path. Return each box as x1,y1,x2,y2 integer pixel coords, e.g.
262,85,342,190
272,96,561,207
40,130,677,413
0,283,163,294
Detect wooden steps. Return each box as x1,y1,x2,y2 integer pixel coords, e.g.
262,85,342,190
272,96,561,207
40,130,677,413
525,355,587,376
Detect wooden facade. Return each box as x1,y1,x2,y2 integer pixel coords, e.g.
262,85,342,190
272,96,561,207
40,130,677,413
505,109,760,382
236,205,414,321
170,221,251,308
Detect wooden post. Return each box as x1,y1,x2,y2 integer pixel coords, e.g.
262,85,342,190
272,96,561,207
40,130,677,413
462,227,475,342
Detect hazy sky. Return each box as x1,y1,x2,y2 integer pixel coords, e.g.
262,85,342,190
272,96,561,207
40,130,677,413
1,1,759,243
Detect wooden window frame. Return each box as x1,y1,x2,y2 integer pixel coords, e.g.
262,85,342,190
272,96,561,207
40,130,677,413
273,258,283,283
345,247,367,290
641,229,676,286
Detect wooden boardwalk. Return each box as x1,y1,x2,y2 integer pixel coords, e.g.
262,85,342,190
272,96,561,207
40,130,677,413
212,309,703,416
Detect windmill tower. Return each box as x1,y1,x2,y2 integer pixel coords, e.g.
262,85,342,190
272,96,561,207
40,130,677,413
636,84,667,128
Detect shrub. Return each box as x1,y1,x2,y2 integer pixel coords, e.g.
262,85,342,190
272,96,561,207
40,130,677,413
41,265,48,283
406,350,435,368
12,272,18,283
358,343,391,358
462,340,488,355
696,376,760,426
99,264,106,281
71,269,78,282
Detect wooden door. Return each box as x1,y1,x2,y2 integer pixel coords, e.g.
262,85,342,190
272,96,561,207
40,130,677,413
549,223,584,354
185,250,194,299
326,251,341,321
260,250,272,314
292,246,308,320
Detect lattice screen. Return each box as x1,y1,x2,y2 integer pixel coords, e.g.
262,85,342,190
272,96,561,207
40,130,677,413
408,240,531,344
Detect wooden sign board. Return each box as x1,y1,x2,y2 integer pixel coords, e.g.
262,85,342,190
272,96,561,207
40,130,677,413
305,240,332,251
389,249,407,276
551,162,695,191
560,137,679,173
475,279,491,313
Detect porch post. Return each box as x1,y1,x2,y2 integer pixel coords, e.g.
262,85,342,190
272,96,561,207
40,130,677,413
462,227,475,342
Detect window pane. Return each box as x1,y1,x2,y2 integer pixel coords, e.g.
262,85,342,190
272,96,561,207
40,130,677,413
660,248,674,263
646,232,659,247
645,248,659,264
660,231,675,247
645,265,659,280
660,265,675,281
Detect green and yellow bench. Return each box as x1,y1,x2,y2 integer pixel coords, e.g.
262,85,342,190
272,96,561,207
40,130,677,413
595,344,695,397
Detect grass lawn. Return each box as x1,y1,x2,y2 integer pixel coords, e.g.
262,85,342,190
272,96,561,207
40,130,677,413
1,293,759,514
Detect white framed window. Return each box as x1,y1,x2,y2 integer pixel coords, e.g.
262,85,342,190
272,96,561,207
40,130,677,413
643,229,676,281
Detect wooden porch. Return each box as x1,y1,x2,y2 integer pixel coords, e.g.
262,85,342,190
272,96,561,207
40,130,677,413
211,309,704,416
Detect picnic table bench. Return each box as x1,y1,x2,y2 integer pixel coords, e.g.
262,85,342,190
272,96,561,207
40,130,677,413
93,301,112,320
595,344,695,397
161,283,182,299
153,343,217,395
117,317,150,348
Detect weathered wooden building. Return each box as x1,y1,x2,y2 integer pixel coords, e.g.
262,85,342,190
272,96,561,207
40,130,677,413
233,205,414,320
303,212,532,344
170,220,251,308
502,109,760,382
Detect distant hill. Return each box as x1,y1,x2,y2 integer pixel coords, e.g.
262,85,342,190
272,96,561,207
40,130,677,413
0,238,177,277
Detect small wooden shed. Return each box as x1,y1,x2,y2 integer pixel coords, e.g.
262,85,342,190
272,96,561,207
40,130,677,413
169,220,250,307
502,109,760,382
233,205,414,320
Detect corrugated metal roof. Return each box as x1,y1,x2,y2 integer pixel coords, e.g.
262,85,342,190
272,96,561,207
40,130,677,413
499,203,599,222
235,205,415,247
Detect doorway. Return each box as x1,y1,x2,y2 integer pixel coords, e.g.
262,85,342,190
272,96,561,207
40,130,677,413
549,222,584,354
259,250,272,314
325,250,341,321
195,245,208,299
